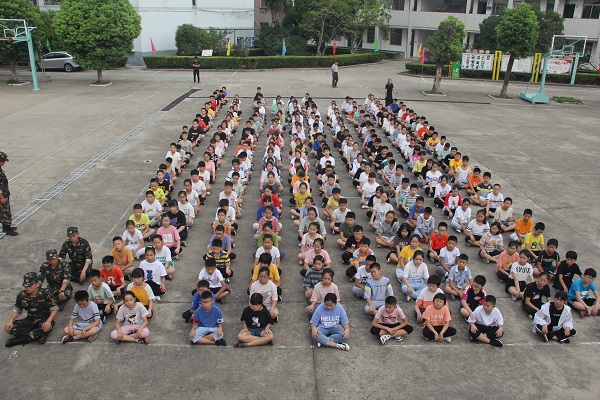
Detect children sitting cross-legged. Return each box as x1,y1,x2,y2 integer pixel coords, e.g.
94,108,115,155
61,290,102,344
467,294,504,347
533,291,576,344
188,291,226,346
370,295,413,345
234,293,275,348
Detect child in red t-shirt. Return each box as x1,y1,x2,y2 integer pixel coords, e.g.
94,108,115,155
428,222,449,263
101,256,126,298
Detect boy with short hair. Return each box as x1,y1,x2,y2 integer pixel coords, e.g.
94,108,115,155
460,275,487,318
197,258,230,302
510,209,533,244
189,291,226,346
553,250,581,292
363,263,394,316
204,238,232,282
415,275,443,323
129,203,155,237
61,290,102,343
435,235,461,279
444,254,473,300
533,291,575,343
371,296,414,344
467,295,504,347
536,238,560,278
521,222,545,262
415,206,435,243
87,269,115,322
568,268,600,317
183,280,214,323
100,256,126,298
522,272,551,317
109,236,134,275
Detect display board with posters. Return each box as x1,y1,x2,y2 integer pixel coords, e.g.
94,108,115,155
461,53,494,70
201,50,213,57
500,55,534,73
546,58,573,75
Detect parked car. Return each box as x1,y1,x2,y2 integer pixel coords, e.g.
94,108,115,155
35,52,81,72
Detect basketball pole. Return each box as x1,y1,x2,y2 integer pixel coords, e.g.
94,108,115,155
25,21,40,91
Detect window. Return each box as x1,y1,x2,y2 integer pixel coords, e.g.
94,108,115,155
390,28,402,46
45,0,61,4
477,0,487,14
366,27,375,44
192,0,196,6
392,0,405,10
491,0,507,15
563,2,576,17
546,0,555,11
582,0,600,18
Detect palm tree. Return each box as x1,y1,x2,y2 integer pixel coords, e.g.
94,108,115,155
265,0,291,28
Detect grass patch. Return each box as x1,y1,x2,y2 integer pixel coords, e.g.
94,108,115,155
91,80,111,85
6,79,24,84
552,96,582,104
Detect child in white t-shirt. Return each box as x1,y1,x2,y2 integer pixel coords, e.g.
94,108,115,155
507,251,535,301
61,290,102,343
467,295,504,347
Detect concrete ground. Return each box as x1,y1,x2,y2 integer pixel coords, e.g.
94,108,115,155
0,62,599,400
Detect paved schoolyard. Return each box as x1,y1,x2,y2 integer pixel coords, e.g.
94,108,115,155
0,62,599,400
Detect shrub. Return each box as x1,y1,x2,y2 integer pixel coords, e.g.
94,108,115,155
404,61,600,85
143,53,387,69
175,24,230,56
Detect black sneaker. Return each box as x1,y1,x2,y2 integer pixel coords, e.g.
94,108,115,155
37,333,49,345
215,339,227,346
490,339,503,347
560,338,570,344
5,337,29,347
181,240,187,247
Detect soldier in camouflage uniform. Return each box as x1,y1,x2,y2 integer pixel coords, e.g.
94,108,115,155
38,249,73,311
0,152,18,236
59,226,93,284
4,272,59,347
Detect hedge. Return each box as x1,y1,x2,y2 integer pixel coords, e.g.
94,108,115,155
405,62,600,85
144,53,388,69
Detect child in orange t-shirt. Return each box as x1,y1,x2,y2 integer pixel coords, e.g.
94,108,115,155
509,209,533,244
465,167,483,196
496,241,520,283
422,293,456,342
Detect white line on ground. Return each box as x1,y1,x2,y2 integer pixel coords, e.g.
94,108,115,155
421,77,428,83
232,71,237,76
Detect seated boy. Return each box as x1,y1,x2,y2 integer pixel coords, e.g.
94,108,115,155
61,290,102,343
415,275,443,323
467,295,504,347
371,295,413,344
459,275,487,319
188,291,226,346
510,209,533,244
444,254,473,300
363,263,394,316
249,253,282,299
197,258,230,303
553,250,581,292
533,291,576,343
87,269,115,322
109,237,134,276
567,268,600,317
203,238,232,282
183,280,214,323
521,272,551,318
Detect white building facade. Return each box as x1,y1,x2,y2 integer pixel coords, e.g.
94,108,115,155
358,0,600,64
35,0,255,65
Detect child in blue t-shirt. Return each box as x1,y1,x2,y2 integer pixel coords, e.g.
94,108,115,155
567,268,600,318
182,280,215,322
310,293,350,351
189,291,226,346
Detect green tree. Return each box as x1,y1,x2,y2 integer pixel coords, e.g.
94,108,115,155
54,0,141,82
175,25,229,56
496,3,539,96
342,0,392,54
299,0,352,56
426,16,466,93
474,14,502,51
0,0,44,81
265,0,291,28
530,4,564,53
255,26,308,55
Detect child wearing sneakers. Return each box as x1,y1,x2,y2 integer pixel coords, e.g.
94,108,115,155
467,295,504,347
460,275,487,318
371,296,413,344
533,291,575,344
415,276,443,323
310,293,350,351
567,268,600,317
444,254,473,300
507,251,535,302
61,290,102,344
422,293,456,342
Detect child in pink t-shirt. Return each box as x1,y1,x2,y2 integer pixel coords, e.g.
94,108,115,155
306,269,339,314
157,215,181,258
371,295,414,344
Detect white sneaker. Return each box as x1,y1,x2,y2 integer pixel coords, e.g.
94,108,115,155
444,337,452,343
154,296,161,302
395,336,404,342
406,296,412,302
336,342,350,351
380,334,391,345
511,295,517,301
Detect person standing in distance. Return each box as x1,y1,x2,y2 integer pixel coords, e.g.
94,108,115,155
331,61,339,88
192,57,201,84
384,78,398,107
0,152,17,236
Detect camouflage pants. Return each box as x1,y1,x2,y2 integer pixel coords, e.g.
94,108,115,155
69,262,93,284
0,197,11,226
9,317,54,340
49,284,73,304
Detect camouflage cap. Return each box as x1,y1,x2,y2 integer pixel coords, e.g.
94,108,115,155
46,249,58,259
22,272,39,287
0,152,8,162
67,226,79,236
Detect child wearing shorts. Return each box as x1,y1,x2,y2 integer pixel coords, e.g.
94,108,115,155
234,293,275,348
110,291,149,344
61,290,102,343
189,291,226,346
371,296,413,344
